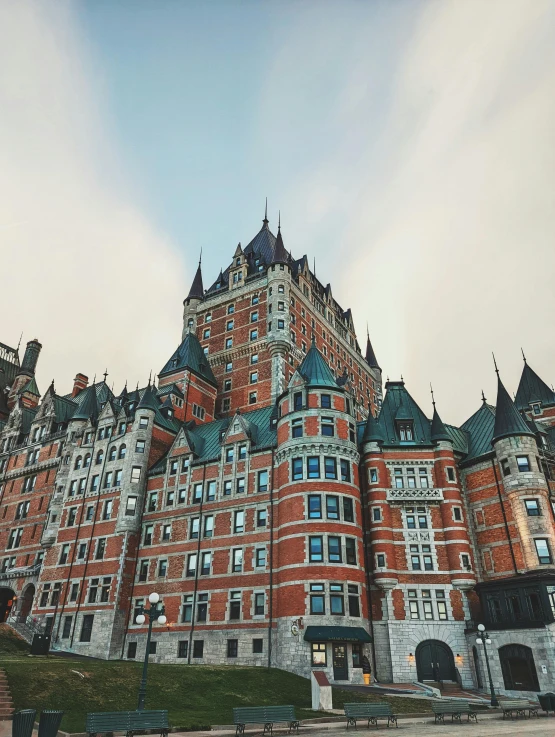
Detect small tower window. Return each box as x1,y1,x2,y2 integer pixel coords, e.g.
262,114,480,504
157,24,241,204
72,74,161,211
397,422,414,441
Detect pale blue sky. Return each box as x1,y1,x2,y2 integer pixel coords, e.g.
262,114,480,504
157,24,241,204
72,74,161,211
1,0,555,423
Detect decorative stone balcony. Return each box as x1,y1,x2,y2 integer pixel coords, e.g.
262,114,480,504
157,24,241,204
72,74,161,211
386,486,444,502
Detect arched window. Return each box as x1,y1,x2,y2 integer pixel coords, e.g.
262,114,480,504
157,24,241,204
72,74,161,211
74,456,82,470
118,444,127,459
108,446,117,462
96,450,104,465
499,644,539,691
84,454,91,468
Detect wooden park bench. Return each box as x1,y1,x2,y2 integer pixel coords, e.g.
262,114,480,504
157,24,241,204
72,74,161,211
86,710,170,737
498,700,539,719
431,700,478,724
344,702,398,728
233,706,299,735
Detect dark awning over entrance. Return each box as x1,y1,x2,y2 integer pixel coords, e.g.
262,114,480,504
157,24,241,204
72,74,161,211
304,626,372,643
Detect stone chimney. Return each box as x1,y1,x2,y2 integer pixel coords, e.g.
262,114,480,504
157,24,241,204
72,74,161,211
72,373,89,397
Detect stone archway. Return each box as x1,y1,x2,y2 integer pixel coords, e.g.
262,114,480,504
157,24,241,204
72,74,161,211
0,587,16,623
19,584,35,622
416,639,456,682
499,644,540,691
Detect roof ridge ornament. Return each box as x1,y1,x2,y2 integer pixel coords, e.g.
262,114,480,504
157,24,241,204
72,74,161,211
481,389,487,404
263,197,269,228
521,347,527,364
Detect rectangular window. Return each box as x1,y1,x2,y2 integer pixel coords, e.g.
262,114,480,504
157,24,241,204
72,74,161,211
377,553,385,567
186,553,197,577
236,477,245,494
193,640,204,658
193,483,202,503
95,538,106,560
102,500,113,520
447,467,456,481
138,560,149,582
525,499,541,516
308,495,322,519
201,551,211,575
125,496,137,516
330,584,344,614
181,595,193,623
229,591,241,620
292,457,303,480
309,536,324,562
409,601,419,619
225,447,234,462
224,479,232,496
257,509,267,527
326,495,339,519
227,639,238,658
340,459,351,482
501,458,511,476
293,392,303,411
257,470,268,492
343,497,354,522
437,601,448,620
255,548,266,567
232,548,243,572
310,583,325,614
535,538,552,564
321,417,334,437
178,640,188,659
131,466,141,483
321,393,332,408
369,468,378,484
190,517,200,539
423,601,433,620
206,480,216,501
254,593,265,615
312,642,326,666
234,510,245,533
250,329,258,341
307,456,320,478
345,538,357,565
79,615,94,642
372,507,381,522
324,456,337,479
517,455,531,472
328,536,342,562
292,418,303,438
136,440,146,454
253,638,263,654
60,544,70,564
203,515,214,538
249,391,257,404
394,468,403,488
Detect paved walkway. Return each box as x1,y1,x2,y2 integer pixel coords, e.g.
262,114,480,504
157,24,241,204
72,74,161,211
2,713,553,737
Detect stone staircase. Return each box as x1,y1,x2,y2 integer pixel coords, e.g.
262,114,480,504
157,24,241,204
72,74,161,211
0,669,14,720
441,680,465,695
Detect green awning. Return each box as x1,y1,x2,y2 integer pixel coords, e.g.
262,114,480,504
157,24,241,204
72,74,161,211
304,626,372,643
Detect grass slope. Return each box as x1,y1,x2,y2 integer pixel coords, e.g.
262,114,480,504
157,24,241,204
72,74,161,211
1,628,430,733
0,625,30,654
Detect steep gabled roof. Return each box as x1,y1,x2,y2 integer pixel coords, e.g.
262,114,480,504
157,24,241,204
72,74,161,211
377,380,432,446
185,261,204,302
365,335,380,371
297,339,338,389
159,332,217,386
362,410,384,444
492,376,534,442
430,406,451,442
460,401,496,463
515,361,555,410
21,377,40,396
53,395,78,424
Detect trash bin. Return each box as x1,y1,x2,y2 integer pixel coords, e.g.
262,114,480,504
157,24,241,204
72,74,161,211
12,710,36,737
37,711,64,737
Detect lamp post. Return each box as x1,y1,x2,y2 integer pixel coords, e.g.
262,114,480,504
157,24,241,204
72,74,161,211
476,623,498,707
136,592,167,711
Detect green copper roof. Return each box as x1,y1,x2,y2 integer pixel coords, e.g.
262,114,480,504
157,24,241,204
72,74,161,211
362,410,384,444
460,401,496,463
20,377,40,397
377,381,432,446
492,376,534,442
430,407,451,442
21,407,37,433
149,404,276,474
186,262,204,302
53,395,78,424
72,385,100,422
444,424,469,455
515,362,555,410
160,332,217,386
137,384,160,412
297,340,338,388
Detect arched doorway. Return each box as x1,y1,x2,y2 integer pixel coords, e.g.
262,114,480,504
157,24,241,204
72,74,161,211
499,644,540,691
0,587,16,623
472,646,483,689
19,584,35,622
416,640,456,682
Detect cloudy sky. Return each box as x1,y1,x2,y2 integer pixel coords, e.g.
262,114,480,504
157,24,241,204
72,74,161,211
1,0,554,425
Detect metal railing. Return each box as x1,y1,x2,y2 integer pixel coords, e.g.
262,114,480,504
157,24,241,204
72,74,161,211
5,611,47,643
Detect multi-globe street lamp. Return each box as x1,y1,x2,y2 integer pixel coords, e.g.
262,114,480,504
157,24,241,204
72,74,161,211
476,623,499,707
136,592,167,710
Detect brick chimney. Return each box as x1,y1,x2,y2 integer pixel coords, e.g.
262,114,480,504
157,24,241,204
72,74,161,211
72,373,89,397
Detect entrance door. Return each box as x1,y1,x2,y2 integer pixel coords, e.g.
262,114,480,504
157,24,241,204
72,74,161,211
332,643,348,680
416,640,456,682
0,588,16,623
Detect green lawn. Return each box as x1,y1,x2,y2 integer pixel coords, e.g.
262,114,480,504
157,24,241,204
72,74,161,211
0,630,430,733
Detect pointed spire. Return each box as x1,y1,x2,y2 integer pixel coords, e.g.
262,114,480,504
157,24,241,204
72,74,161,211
365,331,380,370
521,347,527,364
430,386,450,443
481,390,487,404
73,384,100,423
297,339,338,388
492,371,534,443
137,383,159,413
262,197,269,229
271,221,288,265
278,210,281,232
186,258,204,302
362,409,384,444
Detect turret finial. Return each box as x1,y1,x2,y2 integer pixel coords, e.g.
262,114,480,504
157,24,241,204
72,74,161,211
521,347,527,364
481,389,487,404
492,352,499,377
263,197,268,227
278,210,281,232
430,382,436,408
103,368,108,383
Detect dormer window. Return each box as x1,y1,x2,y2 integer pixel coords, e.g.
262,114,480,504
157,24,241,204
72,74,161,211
398,422,414,441
236,257,241,266
531,403,542,415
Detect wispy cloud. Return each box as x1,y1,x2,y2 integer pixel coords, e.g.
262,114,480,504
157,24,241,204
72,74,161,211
258,0,555,422
0,1,184,394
